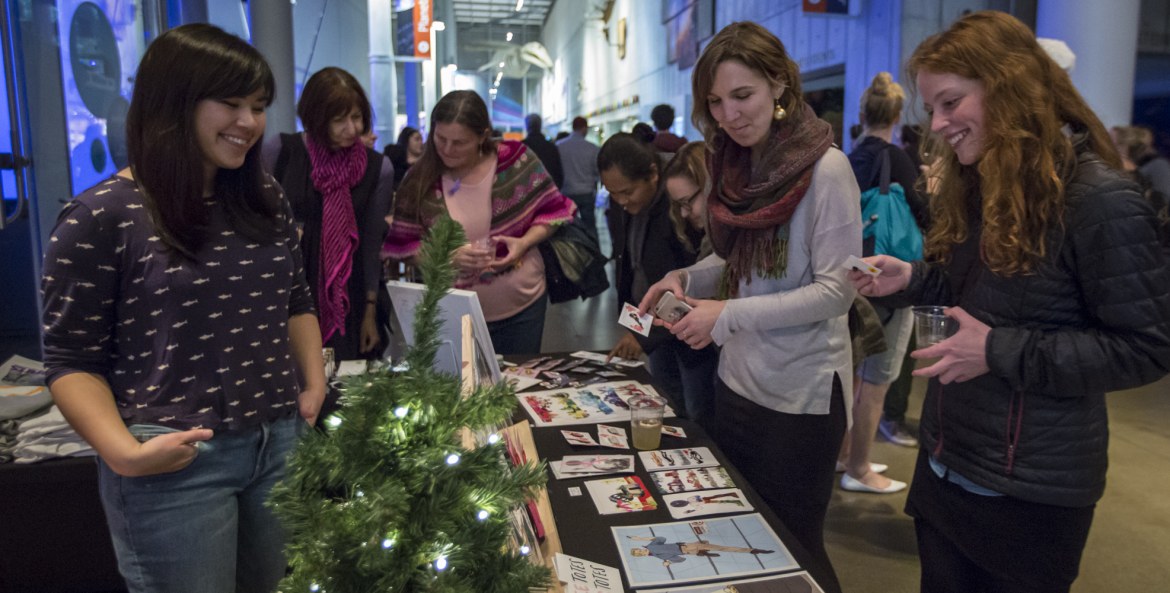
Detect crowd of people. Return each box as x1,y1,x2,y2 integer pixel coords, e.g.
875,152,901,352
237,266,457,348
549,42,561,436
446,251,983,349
39,10,1170,593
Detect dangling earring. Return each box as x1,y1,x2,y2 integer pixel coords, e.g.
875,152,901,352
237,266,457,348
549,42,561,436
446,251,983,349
773,98,787,121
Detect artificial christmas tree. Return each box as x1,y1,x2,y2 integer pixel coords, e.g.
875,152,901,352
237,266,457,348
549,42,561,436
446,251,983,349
270,216,551,593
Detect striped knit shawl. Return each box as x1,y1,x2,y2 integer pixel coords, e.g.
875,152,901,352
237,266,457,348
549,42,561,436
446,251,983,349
381,140,576,261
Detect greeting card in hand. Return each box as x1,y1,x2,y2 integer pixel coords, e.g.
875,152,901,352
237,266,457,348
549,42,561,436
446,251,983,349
585,476,658,514
618,302,653,337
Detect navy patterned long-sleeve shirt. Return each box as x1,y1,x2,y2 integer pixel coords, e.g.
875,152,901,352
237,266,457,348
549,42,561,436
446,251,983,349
42,176,316,431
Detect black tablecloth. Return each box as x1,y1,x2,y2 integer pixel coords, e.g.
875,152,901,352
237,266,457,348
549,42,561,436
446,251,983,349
513,354,827,592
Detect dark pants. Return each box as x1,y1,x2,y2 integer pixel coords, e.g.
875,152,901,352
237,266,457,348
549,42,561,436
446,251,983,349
714,374,847,593
486,293,548,355
565,192,599,244
907,451,1095,593
647,341,718,431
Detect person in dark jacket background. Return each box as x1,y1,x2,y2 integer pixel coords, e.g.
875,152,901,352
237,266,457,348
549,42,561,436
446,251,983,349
851,11,1170,593
522,113,565,189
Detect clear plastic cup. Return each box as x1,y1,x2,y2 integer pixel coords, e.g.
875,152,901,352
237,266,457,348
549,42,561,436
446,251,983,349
912,306,956,347
629,394,665,451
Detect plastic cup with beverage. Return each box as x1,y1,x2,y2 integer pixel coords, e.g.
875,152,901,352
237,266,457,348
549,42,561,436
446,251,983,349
912,306,957,347
629,394,666,450
473,237,497,280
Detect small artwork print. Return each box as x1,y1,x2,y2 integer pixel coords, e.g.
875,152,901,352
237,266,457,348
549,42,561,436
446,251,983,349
518,382,674,427
550,454,636,479
585,475,659,514
612,514,798,588
662,425,687,438
639,447,719,471
562,430,600,447
598,424,629,449
663,488,753,519
650,467,737,494
639,571,824,593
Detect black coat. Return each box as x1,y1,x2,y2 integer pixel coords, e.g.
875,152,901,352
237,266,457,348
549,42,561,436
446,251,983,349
884,147,1170,507
608,192,698,354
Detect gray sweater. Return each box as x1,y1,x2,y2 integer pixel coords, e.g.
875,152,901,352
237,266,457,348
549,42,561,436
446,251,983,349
683,148,861,416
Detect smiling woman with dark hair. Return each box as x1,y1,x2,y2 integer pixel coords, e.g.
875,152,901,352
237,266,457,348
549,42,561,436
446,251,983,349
42,23,325,592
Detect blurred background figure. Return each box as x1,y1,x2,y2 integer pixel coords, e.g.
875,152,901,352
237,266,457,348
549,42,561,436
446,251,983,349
838,72,927,495
383,126,424,191
523,113,565,189
651,103,688,153
558,116,602,244
265,66,394,364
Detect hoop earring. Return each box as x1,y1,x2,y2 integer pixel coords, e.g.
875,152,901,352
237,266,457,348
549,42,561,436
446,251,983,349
773,98,787,121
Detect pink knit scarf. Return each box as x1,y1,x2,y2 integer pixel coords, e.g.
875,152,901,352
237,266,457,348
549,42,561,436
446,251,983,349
305,134,367,342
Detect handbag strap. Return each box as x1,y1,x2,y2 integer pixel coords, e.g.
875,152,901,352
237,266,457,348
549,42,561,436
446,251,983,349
878,146,892,196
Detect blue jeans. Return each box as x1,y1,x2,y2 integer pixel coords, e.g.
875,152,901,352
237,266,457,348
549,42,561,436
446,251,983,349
97,415,302,593
647,340,718,429
487,293,548,355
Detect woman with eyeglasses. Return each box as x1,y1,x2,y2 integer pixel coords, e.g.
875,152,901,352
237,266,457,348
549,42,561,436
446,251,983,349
600,133,718,427
662,141,713,260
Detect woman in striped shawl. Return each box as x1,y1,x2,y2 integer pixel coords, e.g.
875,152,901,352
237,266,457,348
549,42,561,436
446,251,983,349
382,91,576,354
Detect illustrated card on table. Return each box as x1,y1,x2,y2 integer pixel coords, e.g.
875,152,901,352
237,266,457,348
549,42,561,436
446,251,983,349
649,467,737,494
611,514,798,588
585,475,658,514
618,302,654,337
562,430,600,447
638,447,719,471
638,572,824,593
597,424,629,449
518,381,675,427
549,454,635,479
661,425,687,438
662,488,753,519
570,350,645,368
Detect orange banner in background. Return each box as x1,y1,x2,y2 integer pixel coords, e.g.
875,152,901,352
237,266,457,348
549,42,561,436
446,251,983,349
414,0,432,59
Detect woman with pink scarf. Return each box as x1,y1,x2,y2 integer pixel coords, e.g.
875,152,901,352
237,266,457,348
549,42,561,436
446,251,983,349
264,67,394,361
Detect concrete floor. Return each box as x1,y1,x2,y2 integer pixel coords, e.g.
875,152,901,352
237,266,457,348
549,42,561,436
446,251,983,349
542,243,1170,593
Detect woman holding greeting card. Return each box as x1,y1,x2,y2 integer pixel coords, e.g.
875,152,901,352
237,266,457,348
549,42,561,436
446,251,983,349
639,21,860,593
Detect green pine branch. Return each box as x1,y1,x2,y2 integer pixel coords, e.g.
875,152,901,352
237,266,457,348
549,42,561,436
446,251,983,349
270,215,551,593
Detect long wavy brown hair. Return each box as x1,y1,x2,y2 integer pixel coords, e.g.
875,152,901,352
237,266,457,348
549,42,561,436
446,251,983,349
907,11,1119,275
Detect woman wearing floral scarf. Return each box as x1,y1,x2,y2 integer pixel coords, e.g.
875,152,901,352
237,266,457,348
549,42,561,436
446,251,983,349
264,67,394,361
639,22,860,593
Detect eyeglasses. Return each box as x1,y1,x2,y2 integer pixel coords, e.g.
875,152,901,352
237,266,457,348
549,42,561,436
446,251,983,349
672,188,703,211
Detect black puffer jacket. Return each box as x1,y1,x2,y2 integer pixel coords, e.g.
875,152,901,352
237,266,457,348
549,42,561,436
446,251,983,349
889,148,1170,508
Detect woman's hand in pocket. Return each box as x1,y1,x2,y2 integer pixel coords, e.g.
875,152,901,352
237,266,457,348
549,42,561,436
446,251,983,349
115,429,214,477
